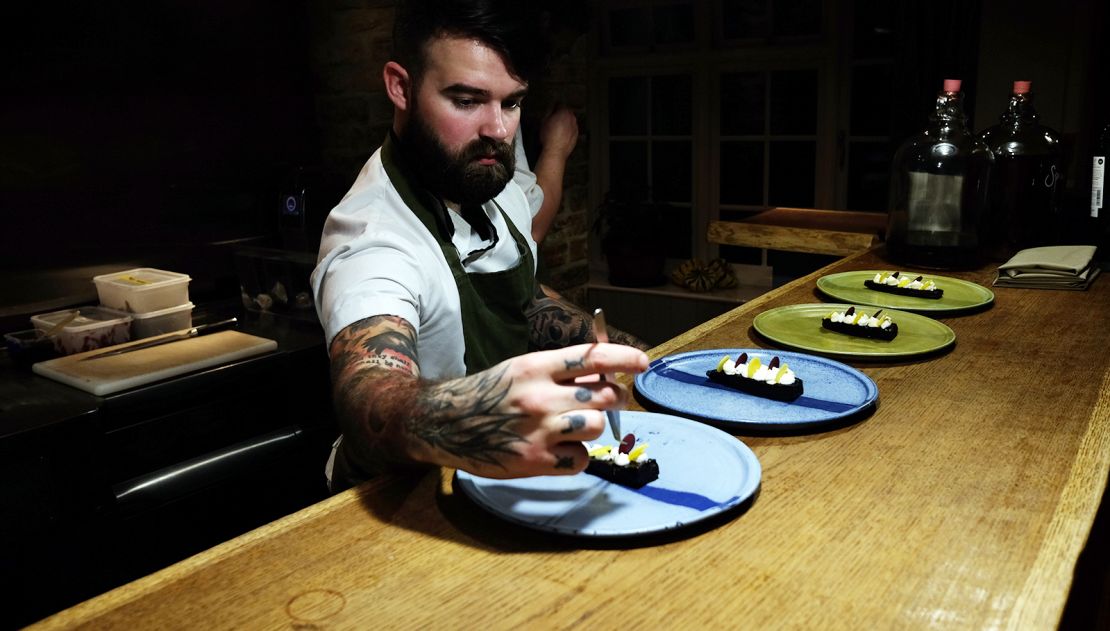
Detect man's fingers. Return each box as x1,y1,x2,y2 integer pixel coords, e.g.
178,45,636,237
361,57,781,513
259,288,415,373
549,343,649,381
543,409,605,444
546,441,588,475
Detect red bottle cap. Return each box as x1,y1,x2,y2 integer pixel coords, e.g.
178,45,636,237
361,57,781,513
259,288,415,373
1013,80,1031,94
943,79,962,92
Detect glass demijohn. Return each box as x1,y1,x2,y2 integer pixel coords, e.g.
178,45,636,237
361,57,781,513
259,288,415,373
884,79,993,269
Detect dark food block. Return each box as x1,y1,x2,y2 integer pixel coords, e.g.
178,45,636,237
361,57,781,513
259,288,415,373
821,318,899,341
585,458,660,488
864,279,943,299
705,370,804,402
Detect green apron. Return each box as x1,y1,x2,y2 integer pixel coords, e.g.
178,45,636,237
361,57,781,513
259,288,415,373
382,134,535,373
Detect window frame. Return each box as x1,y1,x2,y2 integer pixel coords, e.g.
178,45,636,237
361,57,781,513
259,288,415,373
589,0,839,264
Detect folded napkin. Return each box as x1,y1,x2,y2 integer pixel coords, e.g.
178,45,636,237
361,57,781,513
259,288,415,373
994,245,1101,290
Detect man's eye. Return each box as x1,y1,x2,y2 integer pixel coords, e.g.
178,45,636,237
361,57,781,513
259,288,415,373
454,99,476,109
503,100,522,110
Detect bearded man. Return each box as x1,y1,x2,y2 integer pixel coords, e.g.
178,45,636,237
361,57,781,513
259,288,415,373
311,0,648,491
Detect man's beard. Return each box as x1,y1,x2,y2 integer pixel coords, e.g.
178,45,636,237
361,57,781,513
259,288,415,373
400,112,515,206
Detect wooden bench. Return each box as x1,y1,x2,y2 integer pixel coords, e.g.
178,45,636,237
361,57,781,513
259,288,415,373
707,207,887,257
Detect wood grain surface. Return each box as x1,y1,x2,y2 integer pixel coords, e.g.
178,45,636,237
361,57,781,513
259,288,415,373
32,248,1110,630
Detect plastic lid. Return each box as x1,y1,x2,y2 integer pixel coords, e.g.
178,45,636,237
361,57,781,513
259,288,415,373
31,307,132,332
1012,80,1031,94
943,79,962,92
93,267,190,289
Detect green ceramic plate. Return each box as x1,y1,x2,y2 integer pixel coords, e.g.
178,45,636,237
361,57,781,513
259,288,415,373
753,303,956,359
816,270,994,313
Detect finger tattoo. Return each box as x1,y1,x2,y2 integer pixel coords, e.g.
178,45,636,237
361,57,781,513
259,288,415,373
555,456,575,469
575,387,592,402
561,413,587,434
564,357,585,370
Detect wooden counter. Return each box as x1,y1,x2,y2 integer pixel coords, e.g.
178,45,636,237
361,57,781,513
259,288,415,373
33,249,1110,629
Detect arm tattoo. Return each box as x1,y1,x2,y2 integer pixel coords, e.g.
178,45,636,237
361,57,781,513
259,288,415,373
524,286,651,351
524,286,592,350
410,364,527,467
329,315,529,474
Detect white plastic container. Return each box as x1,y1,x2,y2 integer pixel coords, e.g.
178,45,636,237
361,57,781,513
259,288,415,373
103,302,194,339
31,307,132,355
93,268,191,313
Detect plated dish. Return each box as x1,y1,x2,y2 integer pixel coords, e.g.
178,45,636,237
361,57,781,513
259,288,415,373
816,270,994,313
635,348,877,430
455,411,760,537
753,303,956,359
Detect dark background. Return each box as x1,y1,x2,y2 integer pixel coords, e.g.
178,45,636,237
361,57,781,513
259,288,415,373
1,2,323,271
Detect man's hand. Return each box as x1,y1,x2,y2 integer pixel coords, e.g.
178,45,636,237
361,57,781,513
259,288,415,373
530,105,580,243
330,316,649,482
537,105,578,161
412,342,648,479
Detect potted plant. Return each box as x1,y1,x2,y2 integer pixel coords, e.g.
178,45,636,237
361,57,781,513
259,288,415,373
592,187,668,287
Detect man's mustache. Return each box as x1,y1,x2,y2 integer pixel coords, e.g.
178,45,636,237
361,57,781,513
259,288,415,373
460,138,513,165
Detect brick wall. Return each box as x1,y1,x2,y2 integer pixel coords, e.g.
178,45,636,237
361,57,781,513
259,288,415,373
308,1,593,306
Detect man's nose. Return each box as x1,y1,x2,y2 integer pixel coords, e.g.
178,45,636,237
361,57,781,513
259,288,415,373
478,104,512,142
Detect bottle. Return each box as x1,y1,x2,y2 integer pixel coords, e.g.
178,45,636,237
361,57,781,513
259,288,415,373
885,79,993,270
1091,123,1110,261
977,81,1064,260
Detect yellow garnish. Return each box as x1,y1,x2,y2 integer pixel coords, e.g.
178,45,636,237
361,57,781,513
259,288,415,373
628,443,649,461
851,311,863,325
774,365,789,383
587,446,611,457
716,355,730,372
746,356,762,378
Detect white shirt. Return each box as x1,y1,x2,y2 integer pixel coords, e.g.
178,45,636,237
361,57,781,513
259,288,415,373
311,134,541,382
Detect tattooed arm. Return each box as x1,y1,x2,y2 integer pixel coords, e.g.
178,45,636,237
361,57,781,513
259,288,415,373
524,285,650,351
328,314,650,485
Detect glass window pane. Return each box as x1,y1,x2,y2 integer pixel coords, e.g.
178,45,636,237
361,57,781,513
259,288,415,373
609,8,650,48
721,0,769,40
609,141,648,199
720,141,764,205
651,140,692,202
654,3,696,45
720,72,765,136
848,141,894,211
850,64,894,136
609,77,649,135
772,0,822,38
652,75,692,135
661,205,692,258
768,141,815,207
770,69,817,135
853,0,896,58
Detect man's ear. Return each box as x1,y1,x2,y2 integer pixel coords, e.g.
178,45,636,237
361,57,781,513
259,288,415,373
383,61,412,111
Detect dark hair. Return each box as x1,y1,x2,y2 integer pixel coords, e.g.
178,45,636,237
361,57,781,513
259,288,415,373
391,0,545,85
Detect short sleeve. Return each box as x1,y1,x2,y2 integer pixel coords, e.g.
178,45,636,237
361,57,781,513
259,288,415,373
512,129,544,217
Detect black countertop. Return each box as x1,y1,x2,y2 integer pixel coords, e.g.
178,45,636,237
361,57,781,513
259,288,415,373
0,297,337,627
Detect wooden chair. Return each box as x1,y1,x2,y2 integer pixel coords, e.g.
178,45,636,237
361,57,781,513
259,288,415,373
707,207,887,257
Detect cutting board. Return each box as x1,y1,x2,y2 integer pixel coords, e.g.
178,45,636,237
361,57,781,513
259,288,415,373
33,330,278,396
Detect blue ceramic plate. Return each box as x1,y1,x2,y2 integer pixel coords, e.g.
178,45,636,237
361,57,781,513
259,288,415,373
455,411,760,537
634,348,878,431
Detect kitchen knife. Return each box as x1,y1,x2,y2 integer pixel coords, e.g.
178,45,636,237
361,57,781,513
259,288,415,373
79,317,239,360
